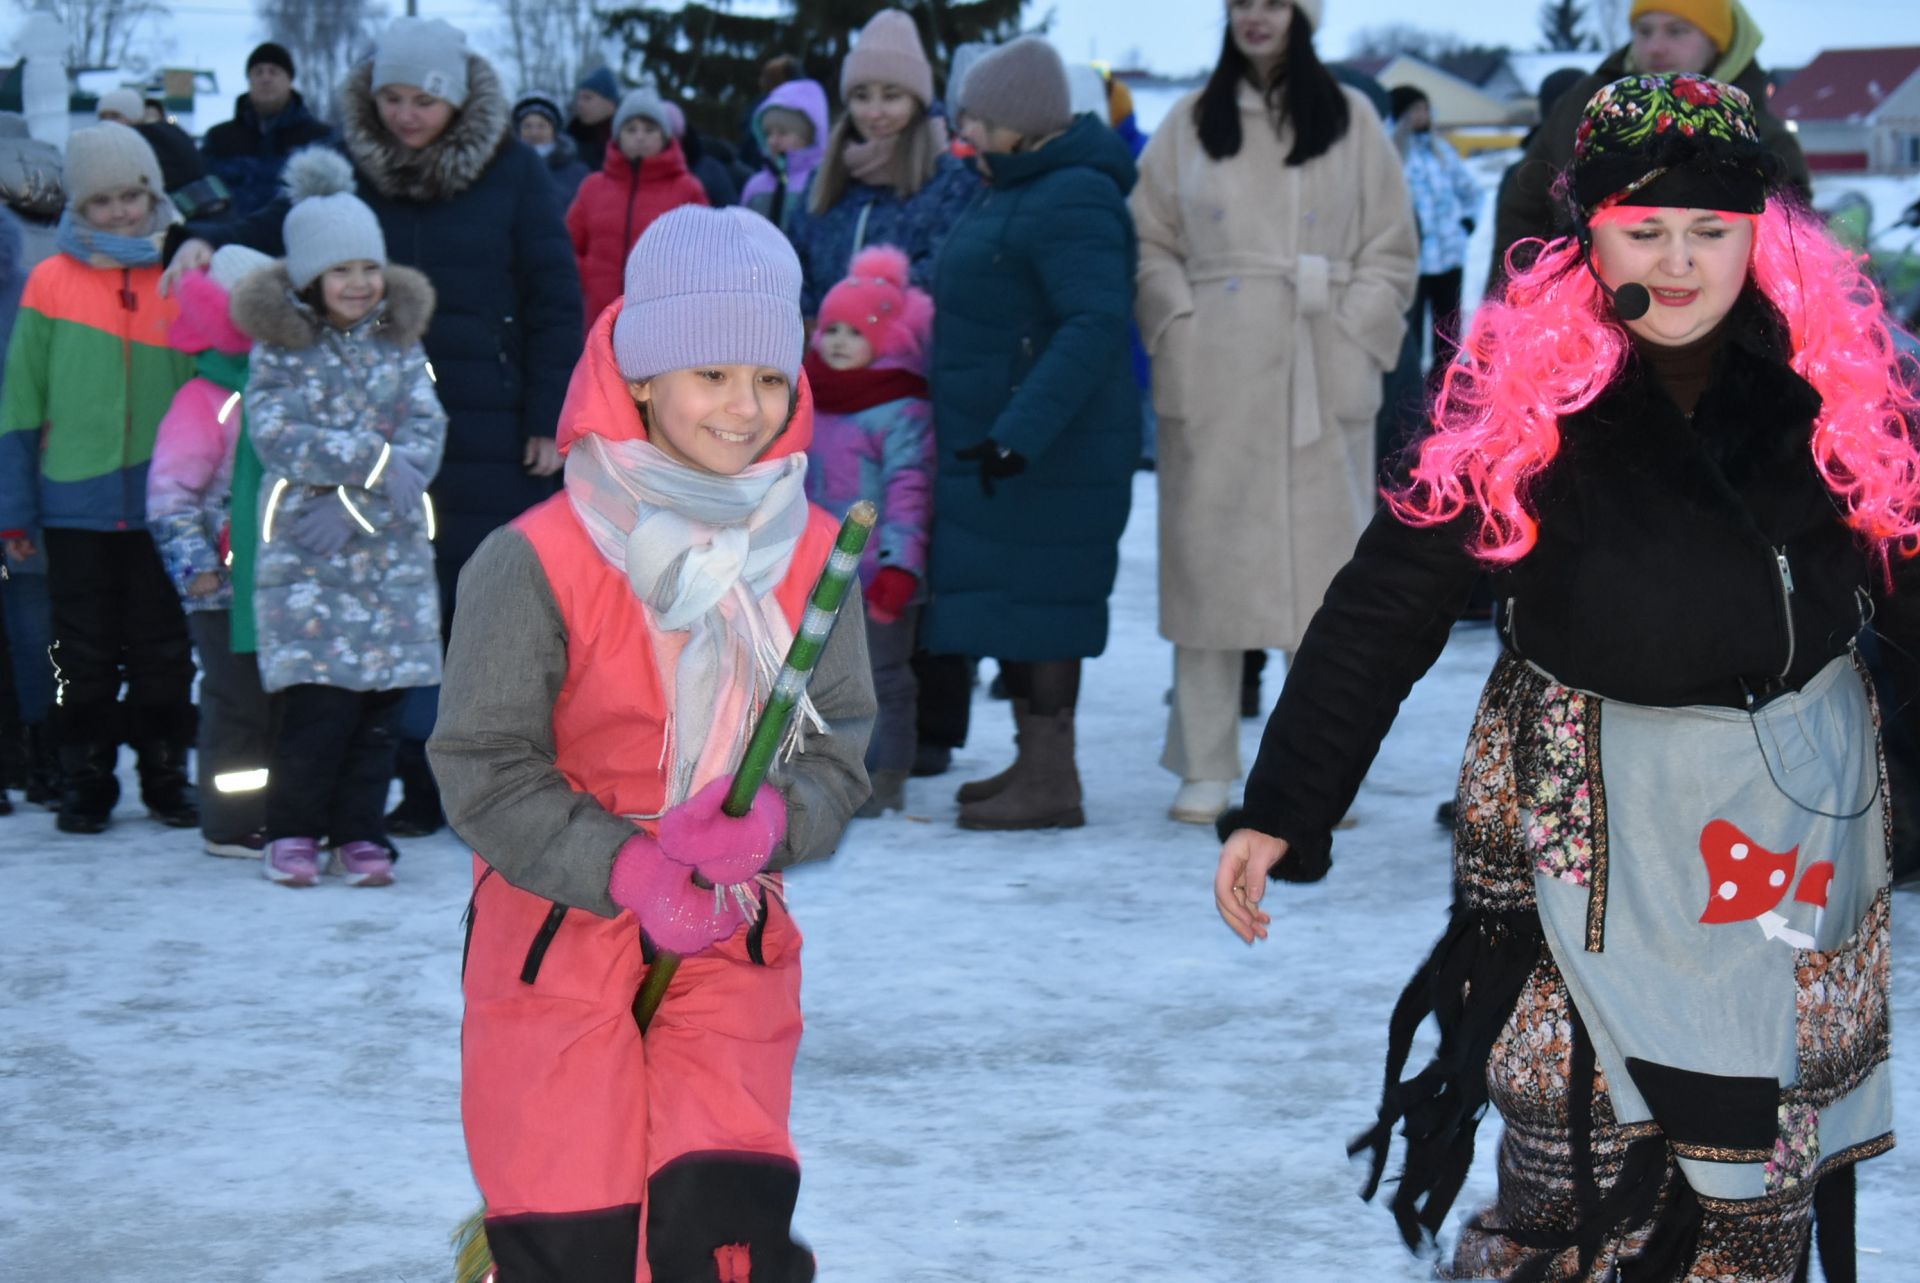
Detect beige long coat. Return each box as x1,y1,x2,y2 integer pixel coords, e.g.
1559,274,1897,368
1132,83,1417,651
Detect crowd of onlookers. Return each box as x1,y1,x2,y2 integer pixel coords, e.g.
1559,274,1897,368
0,0,1826,873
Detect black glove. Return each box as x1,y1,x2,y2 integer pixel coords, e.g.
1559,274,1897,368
955,438,1027,497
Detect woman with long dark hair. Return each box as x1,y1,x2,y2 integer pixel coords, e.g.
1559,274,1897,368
1130,0,1416,826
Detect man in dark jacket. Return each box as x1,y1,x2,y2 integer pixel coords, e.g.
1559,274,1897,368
1489,0,1809,281
199,43,333,220
567,67,620,174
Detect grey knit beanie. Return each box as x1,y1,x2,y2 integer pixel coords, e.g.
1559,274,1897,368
613,205,803,384
280,149,386,290
64,122,165,209
960,37,1072,140
613,87,669,137
946,42,991,124
840,10,934,107
371,17,470,108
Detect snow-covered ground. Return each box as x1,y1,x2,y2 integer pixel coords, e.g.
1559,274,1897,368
1,473,1915,1281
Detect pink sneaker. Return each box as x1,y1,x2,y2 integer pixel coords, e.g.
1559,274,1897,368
328,840,395,888
264,836,320,887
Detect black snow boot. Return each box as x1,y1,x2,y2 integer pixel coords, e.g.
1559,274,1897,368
384,737,444,838
131,703,199,828
56,702,121,834
23,721,62,807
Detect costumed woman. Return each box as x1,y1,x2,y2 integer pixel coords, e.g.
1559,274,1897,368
1215,75,1913,1281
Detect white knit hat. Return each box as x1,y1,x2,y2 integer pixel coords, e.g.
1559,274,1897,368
209,244,274,293
371,17,471,108
96,88,145,122
279,149,386,290
64,123,165,209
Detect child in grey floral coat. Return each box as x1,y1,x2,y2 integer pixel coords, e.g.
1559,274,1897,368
233,150,445,888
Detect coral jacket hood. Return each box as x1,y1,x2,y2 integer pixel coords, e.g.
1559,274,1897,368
556,301,816,461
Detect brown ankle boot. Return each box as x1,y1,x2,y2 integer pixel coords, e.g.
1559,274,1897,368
955,698,1031,804
956,709,1084,830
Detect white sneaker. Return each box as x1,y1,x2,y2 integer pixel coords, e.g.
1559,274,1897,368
1169,779,1232,825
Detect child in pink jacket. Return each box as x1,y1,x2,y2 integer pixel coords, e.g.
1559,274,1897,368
801,244,934,815
146,244,274,857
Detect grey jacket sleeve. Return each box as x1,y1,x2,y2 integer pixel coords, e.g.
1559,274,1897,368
427,526,640,918
766,598,876,870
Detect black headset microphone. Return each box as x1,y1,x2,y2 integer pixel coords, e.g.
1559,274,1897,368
1576,227,1652,321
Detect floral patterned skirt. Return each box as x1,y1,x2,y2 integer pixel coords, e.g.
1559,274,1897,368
1369,650,1892,1283
1441,955,1815,1282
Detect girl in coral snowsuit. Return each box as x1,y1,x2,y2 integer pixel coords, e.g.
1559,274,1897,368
431,205,874,1282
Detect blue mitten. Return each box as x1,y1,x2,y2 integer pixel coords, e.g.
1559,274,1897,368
289,496,356,557
381,454,428,511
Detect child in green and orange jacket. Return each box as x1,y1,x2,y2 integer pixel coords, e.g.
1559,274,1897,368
0,123,195,834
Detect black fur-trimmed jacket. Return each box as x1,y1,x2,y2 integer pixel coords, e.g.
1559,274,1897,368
1231,293,1920,878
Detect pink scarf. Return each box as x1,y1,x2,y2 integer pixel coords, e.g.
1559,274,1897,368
842,117,949,188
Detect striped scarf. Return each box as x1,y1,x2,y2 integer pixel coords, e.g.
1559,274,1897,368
564,432,815,806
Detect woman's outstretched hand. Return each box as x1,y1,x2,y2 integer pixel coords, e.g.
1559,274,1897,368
1215,828,1288,943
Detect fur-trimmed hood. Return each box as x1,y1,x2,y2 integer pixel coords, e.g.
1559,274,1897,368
232,261,436,350
338,53,511,203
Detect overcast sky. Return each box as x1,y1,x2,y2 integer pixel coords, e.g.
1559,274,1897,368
1043,0,1917,77
47,0,1920,114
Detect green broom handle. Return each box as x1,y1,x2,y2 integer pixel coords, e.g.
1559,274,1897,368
633,501,878,1031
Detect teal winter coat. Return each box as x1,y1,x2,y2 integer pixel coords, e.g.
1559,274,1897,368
924,115,1140,660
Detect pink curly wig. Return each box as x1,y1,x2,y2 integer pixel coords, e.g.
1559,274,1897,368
813,244,935,371
168,269,253,357
1390,199,1920,565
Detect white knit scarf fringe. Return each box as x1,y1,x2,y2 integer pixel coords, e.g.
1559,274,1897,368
565,433,822,808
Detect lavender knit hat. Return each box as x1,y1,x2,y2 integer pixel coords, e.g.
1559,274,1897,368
613,205,804,384
840,10,934,106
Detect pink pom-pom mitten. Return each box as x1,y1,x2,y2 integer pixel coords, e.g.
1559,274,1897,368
608,833,745,955
657,778,787,885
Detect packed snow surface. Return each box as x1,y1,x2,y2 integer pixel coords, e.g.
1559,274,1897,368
2,474,1914,1281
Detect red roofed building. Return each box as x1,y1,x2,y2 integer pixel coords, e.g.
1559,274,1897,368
1772,46,1920,174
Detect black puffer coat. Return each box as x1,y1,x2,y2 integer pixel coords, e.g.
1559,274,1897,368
1232,293,1920,876
192,54,584,608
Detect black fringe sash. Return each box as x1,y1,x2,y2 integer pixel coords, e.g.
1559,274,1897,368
1348,903,1541,1251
